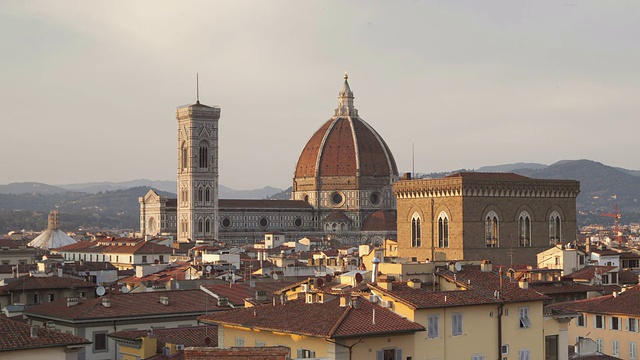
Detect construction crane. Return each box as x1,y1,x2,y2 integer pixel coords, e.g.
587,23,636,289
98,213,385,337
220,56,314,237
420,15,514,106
601,204,622,246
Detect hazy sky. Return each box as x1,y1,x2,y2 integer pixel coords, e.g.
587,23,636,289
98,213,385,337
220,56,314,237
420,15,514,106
2,1,639,190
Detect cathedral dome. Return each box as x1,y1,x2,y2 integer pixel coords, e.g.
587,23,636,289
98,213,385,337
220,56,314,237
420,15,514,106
294,74,398,179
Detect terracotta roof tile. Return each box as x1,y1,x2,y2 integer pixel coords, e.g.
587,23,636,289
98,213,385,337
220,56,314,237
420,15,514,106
219,199,312,209
201,282,296,306
0,317,90,351
109,325,217,352
199,297,423,339
548,285,640,316
24,289,224,321
563,266,617,281
371,265,547,310
3,276,97,292
362,210,396,232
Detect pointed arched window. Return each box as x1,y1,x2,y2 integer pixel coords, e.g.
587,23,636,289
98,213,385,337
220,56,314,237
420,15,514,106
549,211,562,245
438,212,449,248
181,142,188,170
199,141,209,168
519,212,531,247
411,213,421,247
485,211,499,247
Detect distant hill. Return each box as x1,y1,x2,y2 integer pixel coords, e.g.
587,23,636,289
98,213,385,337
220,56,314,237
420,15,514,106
477,162,548,173
59,179,177,194
0,186,173,232
513,160,640,224
2,159,639,231
0,182,69,195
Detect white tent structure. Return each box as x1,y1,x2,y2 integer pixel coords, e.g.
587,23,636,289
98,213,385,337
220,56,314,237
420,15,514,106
28,211,77,250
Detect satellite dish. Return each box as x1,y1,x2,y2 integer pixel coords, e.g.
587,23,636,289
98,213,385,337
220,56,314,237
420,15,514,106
206,265,212,273
317,278,324,287
176,282,180,290
250,280,256,288
455,262,462,272
273,273,279,280
355,273,364,283
204,337,212,346
121,285,129,294
96,286,106,296
325,274,332,283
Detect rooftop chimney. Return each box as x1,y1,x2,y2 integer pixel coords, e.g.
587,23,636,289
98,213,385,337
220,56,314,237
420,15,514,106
67,297,79,307
339,293,348,307
407,279,421,289
217,297,229,307
481,260,492,272
377,275,394,291
102,297,111,308
255,291,267,302
518,280,529,289
159,295,169,306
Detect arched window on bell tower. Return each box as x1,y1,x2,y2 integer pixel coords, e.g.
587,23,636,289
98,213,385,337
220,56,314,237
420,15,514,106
199,141,209,168
549,211,562,245
181,142,188,170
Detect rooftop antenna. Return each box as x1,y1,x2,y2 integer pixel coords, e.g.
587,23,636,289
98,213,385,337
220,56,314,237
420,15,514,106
196,73,200,104
412,143,415,179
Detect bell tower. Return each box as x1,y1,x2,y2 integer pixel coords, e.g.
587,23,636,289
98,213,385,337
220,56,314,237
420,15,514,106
176,92,220,243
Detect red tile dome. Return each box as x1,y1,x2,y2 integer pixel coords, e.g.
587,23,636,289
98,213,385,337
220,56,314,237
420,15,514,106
294,73,398,180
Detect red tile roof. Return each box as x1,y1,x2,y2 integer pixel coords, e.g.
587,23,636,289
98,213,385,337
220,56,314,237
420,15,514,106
0,317,90,352
530,282,605,295
199,297,423,339
362,210,396,232
548,286,640,316
1,276,97,293
109,325,217,352
200,282,296,306
371,265,548,310
24,289,225,321
563,266,617,281
219,199,312,209
52,238,174,255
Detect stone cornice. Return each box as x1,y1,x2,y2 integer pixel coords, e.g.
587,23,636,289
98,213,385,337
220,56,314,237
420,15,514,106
394,178,580,199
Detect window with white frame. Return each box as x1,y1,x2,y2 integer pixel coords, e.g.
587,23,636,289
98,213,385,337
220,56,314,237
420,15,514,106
518,349,530,360
577,313,586,327
376,348,402,360
427,314,439,338
630,318,638,332
519,307,531,329
613,340,620,357
438,212,449,248
611,316,621,330
549,211,562,245
631,341,637,360
518,211,531,247
255,340,265,347
452,313,463,336
235,337,244,347
595,315,605,329
298,349,315,358
471,355,484,360
485,211,499,247
596,338,604,353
